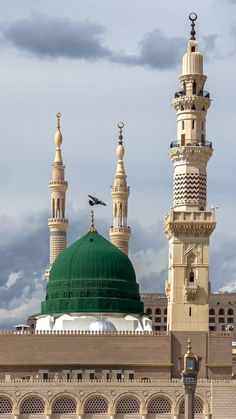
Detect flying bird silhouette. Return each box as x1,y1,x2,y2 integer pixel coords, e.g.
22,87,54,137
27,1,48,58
88,195,107,206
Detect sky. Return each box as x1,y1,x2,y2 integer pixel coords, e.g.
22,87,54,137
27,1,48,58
0,0,236,328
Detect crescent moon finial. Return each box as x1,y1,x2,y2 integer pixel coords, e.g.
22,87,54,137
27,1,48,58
189,13,197,40
117,121,124,144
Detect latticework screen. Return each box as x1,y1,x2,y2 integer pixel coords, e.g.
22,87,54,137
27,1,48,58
116,396,140,414
179,398,203,414
53,396,76,413
0,396,13,413
148,396,172,413
20,396,45,413
84,396,108,414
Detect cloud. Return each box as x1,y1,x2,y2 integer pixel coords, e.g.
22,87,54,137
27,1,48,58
0,14,186,70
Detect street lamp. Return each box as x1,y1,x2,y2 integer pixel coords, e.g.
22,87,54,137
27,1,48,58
181,339,199,419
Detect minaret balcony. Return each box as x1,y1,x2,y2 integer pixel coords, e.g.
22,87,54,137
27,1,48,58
170,140,212,149
174,90,210,99
184,279,199,302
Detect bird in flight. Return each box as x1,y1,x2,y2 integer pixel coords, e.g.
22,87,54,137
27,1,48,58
88,195,107,206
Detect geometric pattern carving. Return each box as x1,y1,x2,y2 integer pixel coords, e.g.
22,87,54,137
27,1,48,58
84,396,108,413
179,397,203,413
20,396,45,413
0,396,13,413
53,396,76,413
116,396,140,413
174,173,206,207
148,396,172,413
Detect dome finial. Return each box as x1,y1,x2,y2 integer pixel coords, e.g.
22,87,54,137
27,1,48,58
56,111,62,131
117,121,124,145
189,13,197,40
89,209,97,232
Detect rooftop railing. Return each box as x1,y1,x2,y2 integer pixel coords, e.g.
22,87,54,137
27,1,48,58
170,140,212,149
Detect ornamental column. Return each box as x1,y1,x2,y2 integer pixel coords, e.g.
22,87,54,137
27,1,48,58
45,112,68,279
164,14,216,331
109,122,131,255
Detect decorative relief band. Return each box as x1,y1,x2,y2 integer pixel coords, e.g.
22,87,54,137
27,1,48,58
173,173,206,207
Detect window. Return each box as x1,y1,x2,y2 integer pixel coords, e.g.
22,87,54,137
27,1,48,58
182,121,185,130
155,326,161,331
89,373,95,380
0,397,13,413
209,308,215,315
43,373,48,381
192,120,195,129
164,317,167,323
189,271,194,282
222,325,226,331
219,308,225,315
148,396,171,414
85,396,108,414
53,396,76,414
155,308,161,315
219,318,225,323
155,317,161,323
77,373,82,381
209,317,215,323
129,373,134,380
209,326,216,331
191,46,196,52
20,397,45,414
228,308,234,315
146,308,152,315
228,317,234,323
193,80,196,94
117,373,122,381
189,307,192,317
164,308,167,315
116,396,140,414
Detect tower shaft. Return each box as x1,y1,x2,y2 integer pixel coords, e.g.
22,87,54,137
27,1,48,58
109,123,130,255
45,113,68,279
164,19,216,332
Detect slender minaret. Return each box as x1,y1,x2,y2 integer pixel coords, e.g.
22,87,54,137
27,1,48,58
45,112,68,279
164,14,216,331
109,122,131,255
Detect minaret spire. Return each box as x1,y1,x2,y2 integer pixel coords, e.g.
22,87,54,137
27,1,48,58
45,112,68,280
109,122,131,255
164,16,216,332
189,12,197,40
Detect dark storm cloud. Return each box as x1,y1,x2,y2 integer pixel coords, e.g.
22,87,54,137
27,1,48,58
0,14,186,70
0,14,111,60
119,30,186,69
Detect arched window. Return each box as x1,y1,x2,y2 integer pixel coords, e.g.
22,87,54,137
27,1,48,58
164,308,167,315
0,396,13,413
191,105,196,110
116,396,140,414
209,308,215,315
52,199,55,218
219,308,225,316
228,308,234,316
179,397,203,414
189,271,194,282
148,396,171,413
84,396,108,414
155,308,161,315
20,396,45,414
56,198,60,218
193,79,196,94
146,308,152,316
53,396,76,413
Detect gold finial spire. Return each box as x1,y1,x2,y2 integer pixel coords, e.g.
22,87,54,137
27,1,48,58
187,338,192,354
89,209,97,232
117,122,124,145
56,111,62,131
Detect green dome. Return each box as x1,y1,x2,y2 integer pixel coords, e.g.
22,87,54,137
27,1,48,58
41,231,143,316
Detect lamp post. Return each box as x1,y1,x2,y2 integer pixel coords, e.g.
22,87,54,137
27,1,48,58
181,339,199,419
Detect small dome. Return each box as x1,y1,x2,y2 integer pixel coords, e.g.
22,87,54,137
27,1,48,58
40,230,143,316
89,318,117,332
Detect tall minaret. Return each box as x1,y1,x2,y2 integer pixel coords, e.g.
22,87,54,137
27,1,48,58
164,14,216,332
45,112,68,279
109,122,131,255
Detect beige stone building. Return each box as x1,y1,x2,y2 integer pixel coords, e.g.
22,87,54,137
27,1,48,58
0,14,236,419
